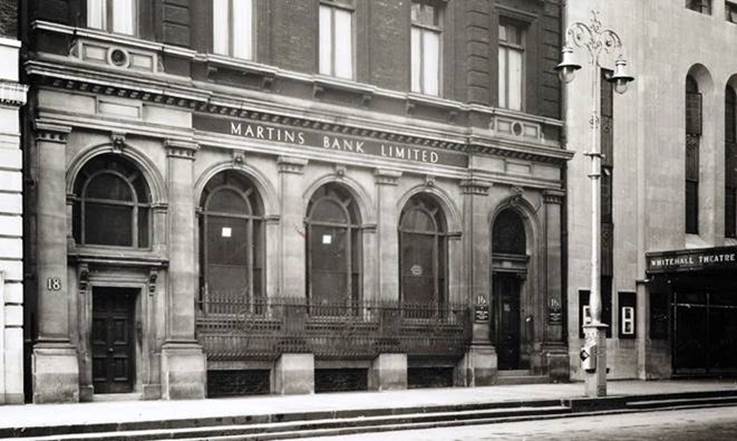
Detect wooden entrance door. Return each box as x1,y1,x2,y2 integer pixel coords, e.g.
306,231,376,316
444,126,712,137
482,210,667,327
92,288,136,394
494,273,521,370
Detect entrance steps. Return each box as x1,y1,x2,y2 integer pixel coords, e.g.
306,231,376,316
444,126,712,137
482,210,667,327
496,369,550,385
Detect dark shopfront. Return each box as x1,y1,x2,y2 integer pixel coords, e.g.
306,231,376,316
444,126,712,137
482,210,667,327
647,246,737,376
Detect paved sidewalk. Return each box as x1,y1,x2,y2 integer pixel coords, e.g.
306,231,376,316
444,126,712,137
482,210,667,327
1,380,735,429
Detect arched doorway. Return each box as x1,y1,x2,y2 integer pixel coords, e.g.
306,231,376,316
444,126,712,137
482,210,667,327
491,208,529,370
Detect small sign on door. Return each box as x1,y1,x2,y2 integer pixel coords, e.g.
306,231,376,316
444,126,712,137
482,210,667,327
221,227,232,238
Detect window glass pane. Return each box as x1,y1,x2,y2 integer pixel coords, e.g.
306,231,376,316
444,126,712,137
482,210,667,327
232,0,253,59
319,5,333,75
311,198,348,223
422,30,440,95
508,48,523,110
401,232,435,304
85,203,133,246
86,174,133,201
411,27,422,92
498,24,507,42
208,189,249,214
206,216,248,299
686,180,699,234
213,0,230,55
113,0,135,35
498,47,507,108
87,0,106,29
492,209,526,255
138,207,149,248
334,8,353,79
401,208,435,232
310,225,348,305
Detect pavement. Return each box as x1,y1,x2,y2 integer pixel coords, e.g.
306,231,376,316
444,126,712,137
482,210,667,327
1,379,736,430
294,405,737,441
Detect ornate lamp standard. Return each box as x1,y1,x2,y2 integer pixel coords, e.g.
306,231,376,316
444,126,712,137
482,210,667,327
555,11,634,398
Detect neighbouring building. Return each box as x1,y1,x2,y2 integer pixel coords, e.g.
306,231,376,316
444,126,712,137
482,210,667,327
565,1,737,380
20,0,570,403
0,0,27,405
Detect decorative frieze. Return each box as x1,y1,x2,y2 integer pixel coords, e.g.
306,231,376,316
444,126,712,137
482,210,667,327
374,169,402,186
34,122,72,144
0,81,28,107
543,189,566,205
460,179,492,196
277,156,307,174
165,140,199,160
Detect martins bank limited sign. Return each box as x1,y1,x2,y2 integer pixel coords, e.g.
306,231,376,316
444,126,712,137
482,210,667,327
193,114,469,168
646,246,737,274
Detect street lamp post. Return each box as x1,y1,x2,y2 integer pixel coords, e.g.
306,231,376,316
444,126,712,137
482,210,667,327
555,11,634,398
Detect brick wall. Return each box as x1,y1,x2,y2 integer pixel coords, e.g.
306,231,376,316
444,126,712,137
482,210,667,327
269,0,318,74
0,0,16,38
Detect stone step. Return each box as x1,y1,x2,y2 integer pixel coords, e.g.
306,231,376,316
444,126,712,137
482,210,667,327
497,369,532,377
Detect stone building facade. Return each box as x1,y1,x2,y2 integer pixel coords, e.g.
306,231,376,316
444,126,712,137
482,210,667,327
565,1,737,380
20,0,570,403
0,0,27,405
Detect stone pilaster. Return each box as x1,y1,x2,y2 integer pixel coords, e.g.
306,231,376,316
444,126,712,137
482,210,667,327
374,169,401,301
0,36,27,405
278,156,307,298
542,189,569,381
456,179,496,386
32,122,80,403
161,140,205,400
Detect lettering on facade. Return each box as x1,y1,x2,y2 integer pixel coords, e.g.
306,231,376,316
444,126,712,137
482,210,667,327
194,114,468,167
46,277,62,291
646,247,737,273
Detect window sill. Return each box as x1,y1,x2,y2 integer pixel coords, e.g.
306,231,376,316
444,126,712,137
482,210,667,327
312,75,375,105
69,248,168,268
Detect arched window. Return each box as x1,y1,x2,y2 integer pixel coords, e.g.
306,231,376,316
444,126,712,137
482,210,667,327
399,193,447,309
725,85,737,238
492,209,526,255
685,75,701,234
72,154,150,248
306,184,362,312
199,171,264,312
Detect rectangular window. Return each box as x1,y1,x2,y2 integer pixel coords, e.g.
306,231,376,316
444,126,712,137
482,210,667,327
686,0,712,14
87,0,136,35
728,2,737,22
213,0,254,60
685,86,701,234
411,1,442,96
319,2,354,79
498,20,524,111
578,282,613,339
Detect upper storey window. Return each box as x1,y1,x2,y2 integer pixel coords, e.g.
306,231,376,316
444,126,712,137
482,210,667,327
728,1,737,22
319,1,354,79
87,0,136,35
498,20,525,111
213,0,254,60
411,1,442,96
686,0,712,14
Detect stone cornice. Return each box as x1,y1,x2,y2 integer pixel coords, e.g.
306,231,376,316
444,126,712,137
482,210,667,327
165,140,199,160
34,121,72,143
0,81,28,107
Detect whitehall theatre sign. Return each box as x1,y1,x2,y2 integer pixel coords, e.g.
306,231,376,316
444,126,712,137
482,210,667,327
193,114,468,168
646,246,737,274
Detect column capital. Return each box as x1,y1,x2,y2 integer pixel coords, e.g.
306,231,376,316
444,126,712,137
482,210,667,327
277,156,307,174
543,189,566,205
460,179,492,195
165,140,199,160
374,168,402,186
34,122,71,144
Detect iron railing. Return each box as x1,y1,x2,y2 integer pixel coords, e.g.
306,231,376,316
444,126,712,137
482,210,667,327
196,295,472,362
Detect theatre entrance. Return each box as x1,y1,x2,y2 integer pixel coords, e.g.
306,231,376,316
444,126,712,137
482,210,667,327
92,287,136,394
